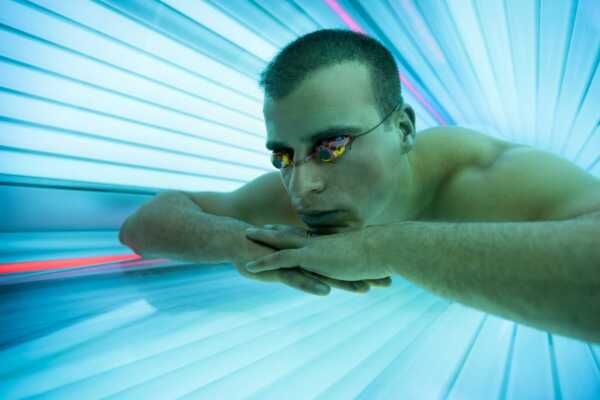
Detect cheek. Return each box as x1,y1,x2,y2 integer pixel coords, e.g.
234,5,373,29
345,158,387,203
364,157,394,210
356,152,387,181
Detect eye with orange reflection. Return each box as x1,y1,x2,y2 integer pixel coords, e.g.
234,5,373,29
270,135,352,170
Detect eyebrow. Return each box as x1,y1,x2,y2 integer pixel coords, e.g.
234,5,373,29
266,125,364,150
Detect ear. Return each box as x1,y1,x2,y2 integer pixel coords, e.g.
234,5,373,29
402,103,416,131
395,103,416,153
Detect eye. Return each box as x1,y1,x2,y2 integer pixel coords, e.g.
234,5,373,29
316,136,351,162
327,135,350,146
271,150,292,169
270,136,351,169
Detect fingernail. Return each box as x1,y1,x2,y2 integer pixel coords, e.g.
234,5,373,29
245,261,257,270
263,224,275,229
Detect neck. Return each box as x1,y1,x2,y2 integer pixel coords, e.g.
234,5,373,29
394,147,433,222
366,152,421,227
396,155,421,220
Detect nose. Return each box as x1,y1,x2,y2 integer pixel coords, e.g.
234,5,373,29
287,158,325,200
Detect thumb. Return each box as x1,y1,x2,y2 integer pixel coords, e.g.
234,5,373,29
365,277,392,287
264,224,311,237
246,225,306,249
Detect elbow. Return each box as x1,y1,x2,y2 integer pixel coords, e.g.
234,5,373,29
119,215,142,253
118,224,145,257
119,216,133,246
118,222,128,245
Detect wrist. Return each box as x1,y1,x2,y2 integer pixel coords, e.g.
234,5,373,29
363,225,383,276
364,223,397,277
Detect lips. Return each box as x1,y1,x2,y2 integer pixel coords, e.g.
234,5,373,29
299,210,342,226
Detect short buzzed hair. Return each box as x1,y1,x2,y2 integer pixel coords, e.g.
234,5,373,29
259,29,403,122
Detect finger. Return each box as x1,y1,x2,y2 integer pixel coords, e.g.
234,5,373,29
244,249,301,273
302,270,370,294
233,263,281,283
263,224,308,237
246,228,306,249
278,268,330,296
237,264,329,296
365,277,393,287
319,276,371,294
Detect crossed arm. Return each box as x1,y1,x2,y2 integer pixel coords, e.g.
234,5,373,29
245,147,600,342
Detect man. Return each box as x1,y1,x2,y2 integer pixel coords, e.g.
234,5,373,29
120,29,600,342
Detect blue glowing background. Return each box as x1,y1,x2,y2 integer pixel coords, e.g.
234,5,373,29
1,1,599,399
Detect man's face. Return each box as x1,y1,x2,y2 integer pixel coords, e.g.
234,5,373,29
263,61,406,233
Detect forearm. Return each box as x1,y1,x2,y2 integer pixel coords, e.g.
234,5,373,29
119,192,253,264
368,216,600,342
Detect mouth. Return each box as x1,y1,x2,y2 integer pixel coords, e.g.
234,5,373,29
299,210,345,227
308,226,342,235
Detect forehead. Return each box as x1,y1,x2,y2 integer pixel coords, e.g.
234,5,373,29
263,62,378,138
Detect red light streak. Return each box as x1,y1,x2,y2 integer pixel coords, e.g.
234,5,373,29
0,254,143,274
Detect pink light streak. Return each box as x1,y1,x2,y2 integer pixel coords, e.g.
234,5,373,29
0,254,143,273
324,0,447,125
324,0,364,33
399,73,446,125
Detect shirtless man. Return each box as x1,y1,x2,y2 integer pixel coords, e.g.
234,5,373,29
119,29,600,342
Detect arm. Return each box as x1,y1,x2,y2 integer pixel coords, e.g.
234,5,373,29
119,191,251,264
119,191,384,295
367,144,600,342
367,213,600,342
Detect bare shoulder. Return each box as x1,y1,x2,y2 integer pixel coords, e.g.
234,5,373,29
423,127,600,222
231,171,305,228
416,126,519,174
419,126,532,221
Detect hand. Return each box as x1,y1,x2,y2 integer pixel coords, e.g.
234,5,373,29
244,224,392,281
234,224,391,296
